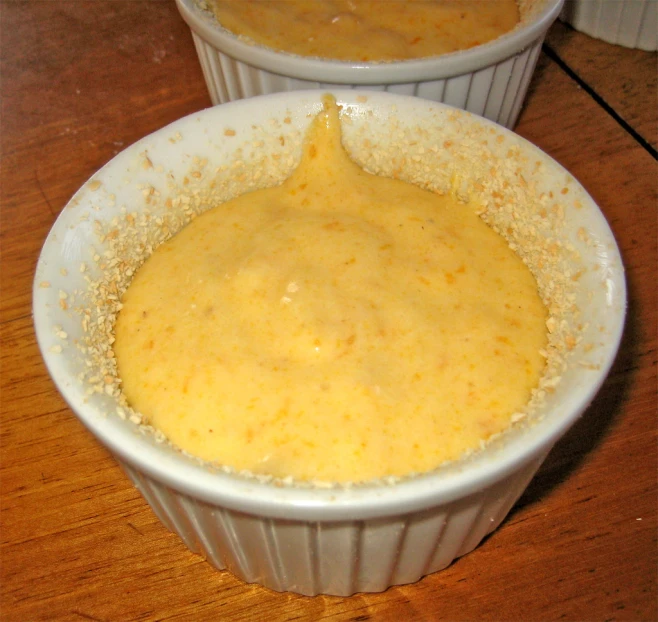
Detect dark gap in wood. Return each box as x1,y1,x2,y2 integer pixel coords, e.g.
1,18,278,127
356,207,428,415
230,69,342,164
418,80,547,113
0,313,35,327
542,42,658,161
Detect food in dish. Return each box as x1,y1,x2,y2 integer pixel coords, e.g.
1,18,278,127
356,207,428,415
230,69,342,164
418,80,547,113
204,0,520,61
113,97,547,483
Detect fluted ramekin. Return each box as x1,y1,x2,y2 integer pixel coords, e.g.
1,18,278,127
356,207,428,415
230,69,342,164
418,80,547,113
34,90,625,596
174,0,563,128
561,0,657,50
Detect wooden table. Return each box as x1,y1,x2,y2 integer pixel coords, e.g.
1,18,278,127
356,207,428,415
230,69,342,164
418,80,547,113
2,4,656,620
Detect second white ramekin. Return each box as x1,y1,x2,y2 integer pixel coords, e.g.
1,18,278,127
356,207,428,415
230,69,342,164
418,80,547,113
561,0,657,50
175,0,564,128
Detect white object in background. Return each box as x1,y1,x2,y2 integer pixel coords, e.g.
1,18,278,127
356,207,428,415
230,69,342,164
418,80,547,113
175,0,564,129
561,0,658,50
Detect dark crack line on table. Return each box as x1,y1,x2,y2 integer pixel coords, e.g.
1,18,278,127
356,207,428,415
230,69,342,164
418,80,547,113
34,167,58,216
542,42,658,161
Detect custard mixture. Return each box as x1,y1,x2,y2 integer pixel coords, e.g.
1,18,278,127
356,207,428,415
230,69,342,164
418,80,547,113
114,97,546,483
206,0,520,61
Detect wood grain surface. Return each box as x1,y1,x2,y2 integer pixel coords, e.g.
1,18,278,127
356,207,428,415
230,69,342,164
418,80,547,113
1,3,656,621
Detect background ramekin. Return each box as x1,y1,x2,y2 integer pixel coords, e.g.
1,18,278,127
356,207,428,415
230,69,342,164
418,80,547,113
174,0,564,128
33,90,625,597
561,0,657,50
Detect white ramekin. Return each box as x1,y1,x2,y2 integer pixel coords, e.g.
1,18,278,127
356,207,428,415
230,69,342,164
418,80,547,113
33,90,625,596
561,0,657,50
174,0,564,128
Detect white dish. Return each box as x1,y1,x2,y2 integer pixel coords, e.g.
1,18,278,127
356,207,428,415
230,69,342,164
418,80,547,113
561,0,657,50
175,0,564,128
34,90,625,596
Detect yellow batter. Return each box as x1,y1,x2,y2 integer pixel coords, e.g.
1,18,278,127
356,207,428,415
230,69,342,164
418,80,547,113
114,98,547,483
207,0,520,61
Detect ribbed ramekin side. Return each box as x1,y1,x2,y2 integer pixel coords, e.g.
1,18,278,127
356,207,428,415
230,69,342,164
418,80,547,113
118,450,551,596
495,40,544,129
453,450,550,558
121,461,179,535
191,34,224,105
189,31,549,128
561,0,657,51
636,1,658,50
